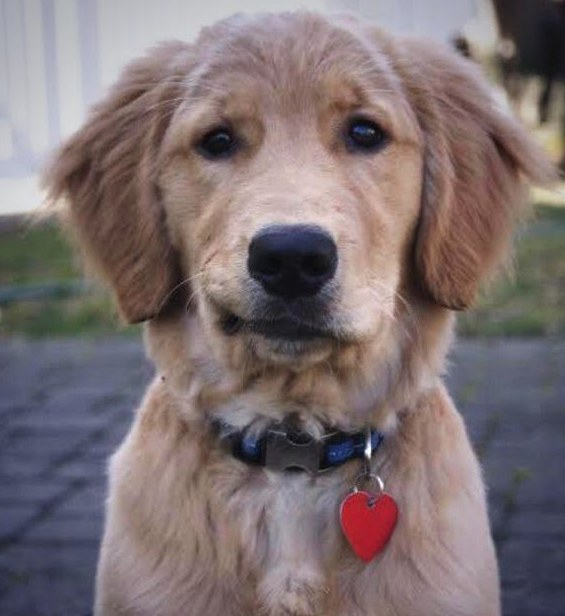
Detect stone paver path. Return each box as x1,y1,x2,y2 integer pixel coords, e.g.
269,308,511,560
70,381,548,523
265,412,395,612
0,338,564,616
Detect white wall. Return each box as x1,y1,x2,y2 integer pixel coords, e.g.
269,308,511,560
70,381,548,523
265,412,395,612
330,0,478,39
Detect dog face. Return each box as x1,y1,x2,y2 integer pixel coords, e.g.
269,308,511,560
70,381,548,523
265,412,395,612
159,17,423,364
45,13,551,370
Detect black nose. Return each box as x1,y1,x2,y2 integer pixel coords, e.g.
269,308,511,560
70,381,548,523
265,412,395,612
248,225,338,299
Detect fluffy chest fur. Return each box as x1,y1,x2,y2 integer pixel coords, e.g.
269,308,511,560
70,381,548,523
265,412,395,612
99,379,497,616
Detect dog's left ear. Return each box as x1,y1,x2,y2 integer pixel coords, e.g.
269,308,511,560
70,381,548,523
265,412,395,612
398,40,556,310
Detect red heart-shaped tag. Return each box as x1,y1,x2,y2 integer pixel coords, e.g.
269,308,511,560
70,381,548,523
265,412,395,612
340,490,399,562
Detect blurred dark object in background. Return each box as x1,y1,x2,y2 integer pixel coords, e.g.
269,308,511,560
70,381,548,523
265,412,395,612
452,33,473,59
492,0,565,170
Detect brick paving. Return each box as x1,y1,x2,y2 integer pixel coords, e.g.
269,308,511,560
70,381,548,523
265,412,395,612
0,337,564,616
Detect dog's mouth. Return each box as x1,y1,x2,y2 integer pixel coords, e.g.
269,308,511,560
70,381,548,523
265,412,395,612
220,312,333,341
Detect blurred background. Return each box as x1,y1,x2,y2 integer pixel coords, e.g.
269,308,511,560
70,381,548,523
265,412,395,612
0,1,564,615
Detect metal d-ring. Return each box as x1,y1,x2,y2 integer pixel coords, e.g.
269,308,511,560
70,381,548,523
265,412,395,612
363,425,373,478
352,472,385,494
352,426,385,501
364,425,371,463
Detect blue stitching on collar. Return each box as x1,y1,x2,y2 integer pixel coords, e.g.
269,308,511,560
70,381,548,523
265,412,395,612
324,437,354,465
241,432,262,461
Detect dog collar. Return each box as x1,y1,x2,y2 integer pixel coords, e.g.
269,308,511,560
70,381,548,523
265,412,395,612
213,421,384,474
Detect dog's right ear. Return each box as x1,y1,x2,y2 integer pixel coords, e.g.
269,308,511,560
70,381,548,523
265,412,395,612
43,42,193,323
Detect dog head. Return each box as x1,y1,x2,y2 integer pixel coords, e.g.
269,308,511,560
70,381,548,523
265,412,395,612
44,13,552,373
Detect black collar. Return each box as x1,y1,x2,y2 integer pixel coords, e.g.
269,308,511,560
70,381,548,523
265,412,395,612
214,420,384,475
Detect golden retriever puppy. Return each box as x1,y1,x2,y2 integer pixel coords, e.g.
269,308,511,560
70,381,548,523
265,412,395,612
44,12,553,616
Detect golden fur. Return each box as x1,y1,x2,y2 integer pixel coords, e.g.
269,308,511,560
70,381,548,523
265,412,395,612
44,12,554,616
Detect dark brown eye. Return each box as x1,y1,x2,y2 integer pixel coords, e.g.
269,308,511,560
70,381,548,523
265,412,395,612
346,118,387,153
198,127,238,159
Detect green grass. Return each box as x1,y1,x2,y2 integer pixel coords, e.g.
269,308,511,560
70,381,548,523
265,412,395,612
0,221,136,338
0,223,77,285
459,204,565,336
0,205,564,338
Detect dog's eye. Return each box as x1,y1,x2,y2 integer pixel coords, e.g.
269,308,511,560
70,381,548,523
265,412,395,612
346,118,387,153
198,127,238,159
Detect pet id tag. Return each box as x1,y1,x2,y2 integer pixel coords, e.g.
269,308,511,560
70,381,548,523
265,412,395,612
339,428,398,562
340,483,398,562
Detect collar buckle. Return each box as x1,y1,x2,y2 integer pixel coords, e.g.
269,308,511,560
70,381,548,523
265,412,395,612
264,428,323,474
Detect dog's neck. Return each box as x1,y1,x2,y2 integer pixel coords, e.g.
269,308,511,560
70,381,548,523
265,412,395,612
146,304,454,432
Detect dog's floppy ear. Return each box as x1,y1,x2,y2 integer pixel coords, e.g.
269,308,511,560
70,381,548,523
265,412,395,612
400,41,555,310
43,42,192,323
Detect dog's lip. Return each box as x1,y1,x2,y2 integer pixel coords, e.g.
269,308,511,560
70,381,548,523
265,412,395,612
220,311,333,341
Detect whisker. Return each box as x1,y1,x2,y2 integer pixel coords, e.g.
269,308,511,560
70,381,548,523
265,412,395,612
362,283,417,343
183,283,204,313
156,271,204,314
